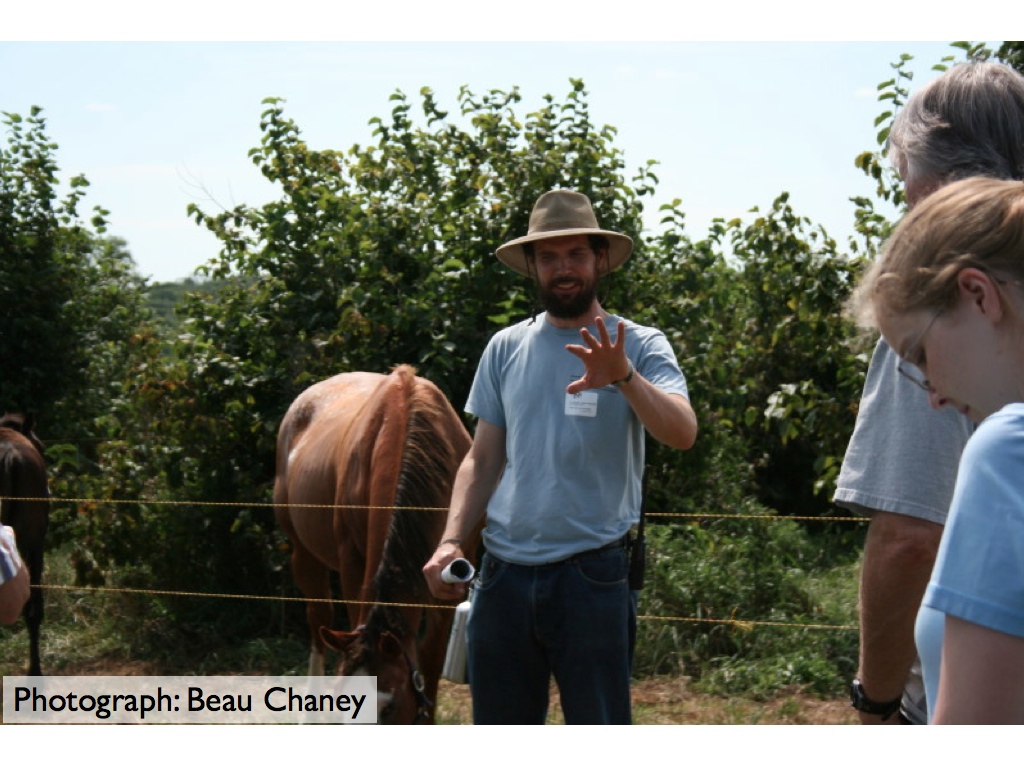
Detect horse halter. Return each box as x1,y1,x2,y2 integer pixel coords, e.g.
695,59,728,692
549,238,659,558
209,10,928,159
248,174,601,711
359,626,434,724
406,652,432,725
393,633,433,724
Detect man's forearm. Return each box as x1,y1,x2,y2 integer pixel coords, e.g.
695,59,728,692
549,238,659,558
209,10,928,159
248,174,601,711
857,511,943,714
423,419,505,600
439,458,493,546
619,378,697,450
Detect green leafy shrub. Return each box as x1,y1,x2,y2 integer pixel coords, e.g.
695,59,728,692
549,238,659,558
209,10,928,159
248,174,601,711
636,501,859,695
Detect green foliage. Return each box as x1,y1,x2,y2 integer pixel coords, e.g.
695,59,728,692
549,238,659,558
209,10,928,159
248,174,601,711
187,81,654,406
0,106,108,417
145,277,228,331
637,511,859,695
995,41,1024,71
0,109,158,572
627,194,867,519
716,198,865,514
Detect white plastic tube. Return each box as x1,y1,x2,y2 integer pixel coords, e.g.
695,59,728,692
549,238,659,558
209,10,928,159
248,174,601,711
440,557,476,584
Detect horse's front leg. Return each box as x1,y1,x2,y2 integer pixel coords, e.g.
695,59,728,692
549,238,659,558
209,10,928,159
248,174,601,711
289,545,332,676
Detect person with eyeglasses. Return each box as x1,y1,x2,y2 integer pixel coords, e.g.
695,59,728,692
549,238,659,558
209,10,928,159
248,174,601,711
835,60,1024,724
894,309,943,394
850,176,1024,723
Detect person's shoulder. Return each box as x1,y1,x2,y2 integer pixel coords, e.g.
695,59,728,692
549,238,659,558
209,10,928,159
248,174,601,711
482,314,526,337
612,314,664,339
974,403,1024,436
987,401,1024,422
964,403,1024,464
482,314,542,353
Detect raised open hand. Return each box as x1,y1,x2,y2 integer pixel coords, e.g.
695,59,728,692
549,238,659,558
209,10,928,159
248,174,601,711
565,316,631,394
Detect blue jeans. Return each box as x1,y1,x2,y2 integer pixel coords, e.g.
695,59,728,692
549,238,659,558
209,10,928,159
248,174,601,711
467,545,636,724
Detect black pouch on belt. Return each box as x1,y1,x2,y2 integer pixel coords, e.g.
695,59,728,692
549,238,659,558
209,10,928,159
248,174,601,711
628,518,646,590
628,474,649,590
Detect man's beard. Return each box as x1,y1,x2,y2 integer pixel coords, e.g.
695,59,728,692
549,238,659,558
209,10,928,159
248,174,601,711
538,277,598,320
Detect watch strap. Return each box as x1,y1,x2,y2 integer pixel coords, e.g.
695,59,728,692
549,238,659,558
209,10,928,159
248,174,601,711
611,360,635,389
849,678,902,718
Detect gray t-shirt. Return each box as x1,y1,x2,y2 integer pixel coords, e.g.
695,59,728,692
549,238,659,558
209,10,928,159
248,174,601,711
835,339,973,523
467,312,689,565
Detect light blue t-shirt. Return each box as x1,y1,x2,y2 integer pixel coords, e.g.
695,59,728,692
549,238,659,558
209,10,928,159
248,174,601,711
466,312,689,565
916,402,1024,722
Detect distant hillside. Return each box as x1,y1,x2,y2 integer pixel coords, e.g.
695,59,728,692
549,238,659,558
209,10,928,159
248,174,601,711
145,278,228,331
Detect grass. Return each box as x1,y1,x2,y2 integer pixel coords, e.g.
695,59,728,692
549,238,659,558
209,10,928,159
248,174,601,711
434,678,855,725
1,544,127,677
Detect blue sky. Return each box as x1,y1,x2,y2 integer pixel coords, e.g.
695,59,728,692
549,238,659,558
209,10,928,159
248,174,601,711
0,36,987,283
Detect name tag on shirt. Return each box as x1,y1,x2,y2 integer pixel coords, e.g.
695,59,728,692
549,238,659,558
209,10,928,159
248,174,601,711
565,389,598,417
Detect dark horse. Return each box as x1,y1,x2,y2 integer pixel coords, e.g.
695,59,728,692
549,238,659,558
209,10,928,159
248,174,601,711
274,365,477,724
0,412,49,676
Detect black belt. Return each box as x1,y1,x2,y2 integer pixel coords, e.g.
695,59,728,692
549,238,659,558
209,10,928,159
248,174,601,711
560,534,629,564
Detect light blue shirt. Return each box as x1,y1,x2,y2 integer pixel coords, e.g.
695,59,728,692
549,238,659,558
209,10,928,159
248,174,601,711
467,312,689,565
916,402,1024,722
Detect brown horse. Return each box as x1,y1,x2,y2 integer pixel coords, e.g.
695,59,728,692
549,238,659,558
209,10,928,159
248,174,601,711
274,365,476,724
0,412,49,676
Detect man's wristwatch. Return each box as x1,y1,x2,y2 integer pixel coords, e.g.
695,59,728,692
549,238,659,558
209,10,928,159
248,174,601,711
611,360,635,389
849,677,902,719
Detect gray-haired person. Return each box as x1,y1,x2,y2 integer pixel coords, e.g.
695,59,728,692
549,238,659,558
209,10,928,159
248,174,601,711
836,60,1024,724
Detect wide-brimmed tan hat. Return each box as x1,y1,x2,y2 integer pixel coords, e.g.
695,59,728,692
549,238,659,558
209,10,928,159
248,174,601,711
495,189,633,277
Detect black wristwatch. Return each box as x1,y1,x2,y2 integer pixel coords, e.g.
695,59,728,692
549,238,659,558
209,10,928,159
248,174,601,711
849,677,902,719
611,360,635,389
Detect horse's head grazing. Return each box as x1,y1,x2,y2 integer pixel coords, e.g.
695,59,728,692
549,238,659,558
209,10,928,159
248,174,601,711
320,612,433,724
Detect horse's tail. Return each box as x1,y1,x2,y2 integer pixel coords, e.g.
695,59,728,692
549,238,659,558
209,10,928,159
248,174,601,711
370,365,470,605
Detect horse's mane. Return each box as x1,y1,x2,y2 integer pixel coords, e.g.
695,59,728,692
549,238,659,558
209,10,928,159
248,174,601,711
371,375,464,608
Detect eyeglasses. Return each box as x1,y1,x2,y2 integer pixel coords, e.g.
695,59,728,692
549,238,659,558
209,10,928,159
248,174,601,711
896,308,943,392
897,360,932,392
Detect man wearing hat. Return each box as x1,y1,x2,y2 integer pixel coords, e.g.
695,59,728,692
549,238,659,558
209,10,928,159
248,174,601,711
423,189,697,724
